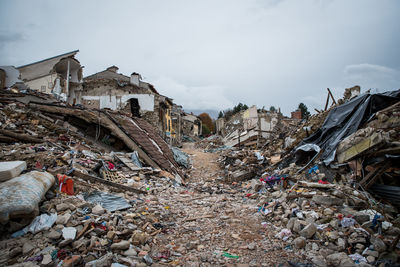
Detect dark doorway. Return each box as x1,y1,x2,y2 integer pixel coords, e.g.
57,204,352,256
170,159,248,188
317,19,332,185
130,98,140,117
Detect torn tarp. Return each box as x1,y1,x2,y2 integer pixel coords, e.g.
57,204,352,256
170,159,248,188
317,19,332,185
84,191,131,212
296,89,400,165
171,147,191,169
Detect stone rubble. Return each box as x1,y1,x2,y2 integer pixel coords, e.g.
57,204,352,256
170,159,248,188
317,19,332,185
0,88,399,266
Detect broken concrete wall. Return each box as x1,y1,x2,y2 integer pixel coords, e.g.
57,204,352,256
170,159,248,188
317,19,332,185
216,117,225,135
0,66,22,88
222,106,281,147
81,93,154,112
182,114,201,137
18,50,81,97
24,74,58,94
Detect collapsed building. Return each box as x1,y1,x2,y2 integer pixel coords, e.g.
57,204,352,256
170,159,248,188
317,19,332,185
81,66,187,145
17,50,83,105
3,51,203,145
219,105,298,148
181,113,202,137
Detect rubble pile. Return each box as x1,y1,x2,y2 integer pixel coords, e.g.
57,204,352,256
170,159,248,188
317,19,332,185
194,135,225,151
210,89,400,266
218,149,265,183
241,172,400,267
0,93,191,266
0,170,185,267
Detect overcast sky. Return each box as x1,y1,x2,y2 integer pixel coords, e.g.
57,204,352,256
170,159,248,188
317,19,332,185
1,0,399,116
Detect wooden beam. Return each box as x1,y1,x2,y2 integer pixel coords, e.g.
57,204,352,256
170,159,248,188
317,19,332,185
29,103,161,170
327,88,337,105
324,90,330,111
0,129,43,143
297,181,336,189
72,169,148,195
357,162,390,190
0,135,18,143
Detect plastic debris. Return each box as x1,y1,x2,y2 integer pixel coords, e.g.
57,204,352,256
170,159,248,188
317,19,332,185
341,217,356,228
171,147,191,169
62,227,77,240
84,191,131,212
275,228,292,241
130,151,143,168
222,252,240,259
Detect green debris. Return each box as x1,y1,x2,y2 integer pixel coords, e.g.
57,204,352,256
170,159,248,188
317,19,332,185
222,252,240,259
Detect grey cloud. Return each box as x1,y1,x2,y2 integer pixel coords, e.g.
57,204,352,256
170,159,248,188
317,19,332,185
0,31,24,43
0,0,399,116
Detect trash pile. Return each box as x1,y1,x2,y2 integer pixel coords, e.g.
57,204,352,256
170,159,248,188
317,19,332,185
195,135,225,151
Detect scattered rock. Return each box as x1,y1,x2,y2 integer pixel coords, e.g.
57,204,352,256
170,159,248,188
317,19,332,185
247,242,256,250
56,203,70,212
92,204,105,215
62,255,81,267
122,248,137,257
326,252,355,267
312,195,342,206
41,253,52,265
56,213,71,225
293,236,306,249
111,240,130,251
371,236,387,252
47,229,61,240
299,223,317,239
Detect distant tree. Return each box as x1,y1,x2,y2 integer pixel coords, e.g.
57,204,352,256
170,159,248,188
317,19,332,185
218,103,249,121
232,103,249,114
202,124,211,136
269,106,276,112
199,113,215,133
298,103,311,119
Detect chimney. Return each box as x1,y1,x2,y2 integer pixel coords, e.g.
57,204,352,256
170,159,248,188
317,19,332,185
130,72,140,86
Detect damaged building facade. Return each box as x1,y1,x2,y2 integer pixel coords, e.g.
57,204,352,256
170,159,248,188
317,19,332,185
17,50,83,105
221,106,281,147
81,66,180,143
182,113,202,137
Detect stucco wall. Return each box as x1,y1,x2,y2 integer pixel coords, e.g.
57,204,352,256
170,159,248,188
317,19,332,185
81,94,154,111
25,74,58,94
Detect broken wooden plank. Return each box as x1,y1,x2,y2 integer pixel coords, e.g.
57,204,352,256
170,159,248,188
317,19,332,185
363,162,390,190
297,181,336,189
324,92,330,111
0,129,43,143
185,214,213,222
357,162,389,190
327,88,337,105
336,132,389,163
71,169,147,195
0,135,18,143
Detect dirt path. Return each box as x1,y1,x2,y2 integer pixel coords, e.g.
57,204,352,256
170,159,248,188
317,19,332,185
152,144,300,266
